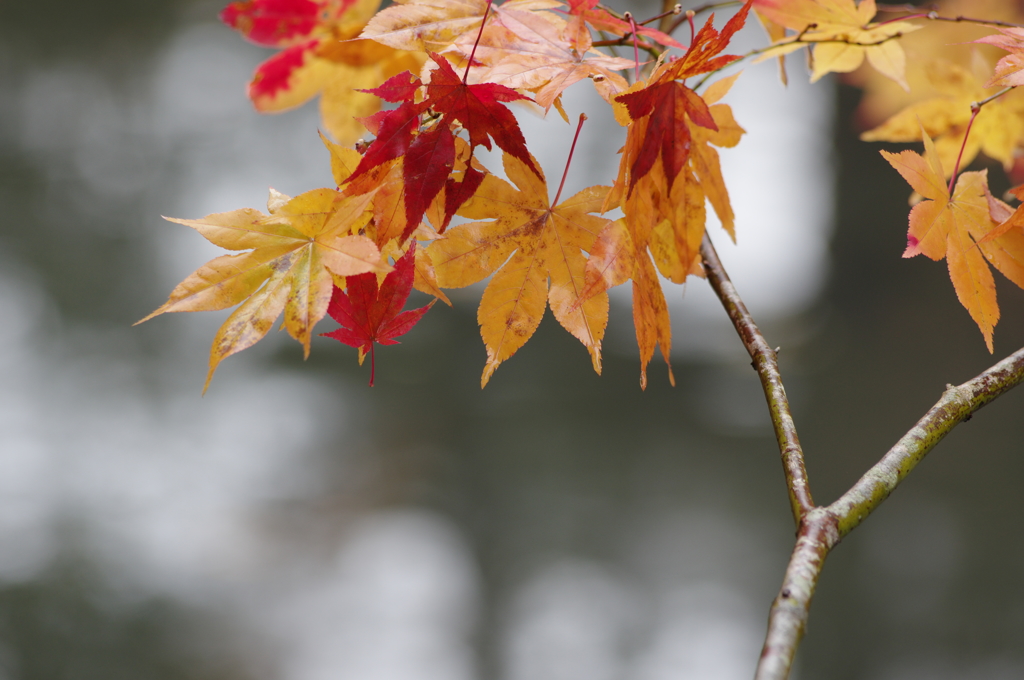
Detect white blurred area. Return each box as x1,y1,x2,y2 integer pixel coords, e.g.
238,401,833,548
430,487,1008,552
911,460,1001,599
0,10,835,680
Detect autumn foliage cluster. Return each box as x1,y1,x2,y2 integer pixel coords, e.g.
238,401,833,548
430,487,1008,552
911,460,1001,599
142,0,1024,389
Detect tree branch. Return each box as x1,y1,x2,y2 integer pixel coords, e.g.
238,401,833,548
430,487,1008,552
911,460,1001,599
828,345,1024,538
755,508,838,680
700,234,815,525
753,345,1024,680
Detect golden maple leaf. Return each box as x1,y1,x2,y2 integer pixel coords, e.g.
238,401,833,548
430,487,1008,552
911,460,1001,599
975,185,1024,292
254,20,424,143
752,0,919,89
862,54,1024,176
849,0,1024,129
427,152,612,386
139,187,388,390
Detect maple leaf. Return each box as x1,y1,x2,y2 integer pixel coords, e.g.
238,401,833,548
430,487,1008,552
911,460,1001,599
322,242,434,385
613,3,749,193
345,53,537,234
881,128,1007,351
423,53,539,174
847,0,1024,132
427,152,611,386
862,56,1024,175
139,187,388,391
360,0,489,53
975,185,1024,292
223,0,424,143
596,17,747,387
453,2,633,109
975,27,1024,88
221,0,347,46
752,0,919,89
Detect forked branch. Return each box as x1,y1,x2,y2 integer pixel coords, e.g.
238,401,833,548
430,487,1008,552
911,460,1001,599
701,233,1024,680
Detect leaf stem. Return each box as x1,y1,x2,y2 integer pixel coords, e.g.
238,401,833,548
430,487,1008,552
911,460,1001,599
947,87,1011,193
369,343,376,386
948,108,979,194
641,3,682,28
464,0,493,84
623,12,642,81
666,0,742,35
691,30,905,90
700,234,814,524
552,114,587,207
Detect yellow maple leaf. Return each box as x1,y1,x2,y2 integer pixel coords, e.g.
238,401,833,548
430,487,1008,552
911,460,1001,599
139,188,388,390
252,17,424,144
427,152,611,386
753,0,919,89
862,55,1024,176
849,0,1024,129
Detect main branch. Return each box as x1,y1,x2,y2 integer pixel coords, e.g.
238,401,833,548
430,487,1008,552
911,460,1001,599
700,234,814,524
702,233,1024,680
754,346,1024,679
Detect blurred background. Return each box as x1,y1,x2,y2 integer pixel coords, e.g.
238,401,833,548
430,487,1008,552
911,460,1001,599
2,1,1024,679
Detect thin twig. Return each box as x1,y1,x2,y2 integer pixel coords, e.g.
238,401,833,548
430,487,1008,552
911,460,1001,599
701,234,814,524
875,5,1024,29
666,0,742,35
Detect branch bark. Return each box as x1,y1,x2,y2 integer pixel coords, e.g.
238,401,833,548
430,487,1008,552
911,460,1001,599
700,234,814,524
827,347,1024,538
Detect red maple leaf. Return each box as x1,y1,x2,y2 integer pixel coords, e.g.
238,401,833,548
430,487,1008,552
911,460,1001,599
616,81,717,192
614,0,750,192
423,53,539,176
220,0,328,47
346,54,536,237
321,242,434,385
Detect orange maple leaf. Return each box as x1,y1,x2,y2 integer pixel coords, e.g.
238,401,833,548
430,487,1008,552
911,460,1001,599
881,128,1008,351
596,64,745,387
139,187,388,391
427,152,612,386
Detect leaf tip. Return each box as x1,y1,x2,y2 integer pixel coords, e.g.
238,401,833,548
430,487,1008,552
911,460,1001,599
481,359,499,388
134,306,165,326
903,234,921,258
